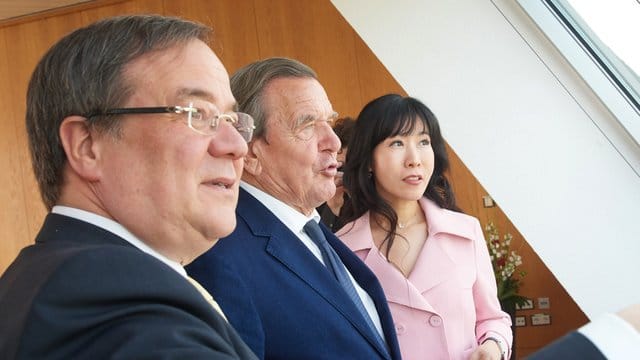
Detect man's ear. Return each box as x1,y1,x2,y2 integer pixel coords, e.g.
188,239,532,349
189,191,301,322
243,141,262,176
58,116,102,181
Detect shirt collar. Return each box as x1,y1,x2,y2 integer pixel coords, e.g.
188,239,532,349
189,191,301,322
241,182,318,235
51,206,187,277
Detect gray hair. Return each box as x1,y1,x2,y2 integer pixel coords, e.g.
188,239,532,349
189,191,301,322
230,57,317,139
26,15,210,210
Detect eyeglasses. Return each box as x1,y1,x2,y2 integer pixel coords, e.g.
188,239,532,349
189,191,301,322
85,102,255,142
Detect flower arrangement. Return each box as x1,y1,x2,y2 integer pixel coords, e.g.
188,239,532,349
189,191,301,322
484,222,529,309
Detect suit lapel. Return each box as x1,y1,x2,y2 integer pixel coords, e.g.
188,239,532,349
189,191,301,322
236,189,391,359
324,226,392,358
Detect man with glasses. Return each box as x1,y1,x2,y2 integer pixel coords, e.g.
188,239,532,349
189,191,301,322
186,58,402,360
0,15,256,359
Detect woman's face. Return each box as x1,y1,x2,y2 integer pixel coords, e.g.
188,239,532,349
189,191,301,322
371,119,434,206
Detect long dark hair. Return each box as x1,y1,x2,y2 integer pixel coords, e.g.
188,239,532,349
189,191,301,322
341,94,460,253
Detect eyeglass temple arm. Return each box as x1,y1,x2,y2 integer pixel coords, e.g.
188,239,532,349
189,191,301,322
84,106,183,118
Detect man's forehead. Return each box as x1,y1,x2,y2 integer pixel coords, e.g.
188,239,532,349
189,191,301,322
268,77,323,97
270,78,332,111
173,87,236,109
123,40,234,109
285,99,335,125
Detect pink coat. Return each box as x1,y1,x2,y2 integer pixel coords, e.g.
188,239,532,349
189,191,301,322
337,198,512,360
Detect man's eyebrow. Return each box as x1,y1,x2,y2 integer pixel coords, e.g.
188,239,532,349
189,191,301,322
175,87,213,101
295,114,316,127
295,111,339,127
175,87,237,111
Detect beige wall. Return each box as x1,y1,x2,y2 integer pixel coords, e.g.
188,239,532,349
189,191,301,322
0,0,587,356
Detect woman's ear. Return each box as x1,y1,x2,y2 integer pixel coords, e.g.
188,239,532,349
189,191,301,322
243,141,262,176
58,116,101,181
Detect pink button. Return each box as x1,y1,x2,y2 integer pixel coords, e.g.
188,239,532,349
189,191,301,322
395,323,406,335
429,315,442,327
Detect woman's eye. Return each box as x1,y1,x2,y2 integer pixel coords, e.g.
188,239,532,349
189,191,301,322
420,139,431,146
390,140,403,147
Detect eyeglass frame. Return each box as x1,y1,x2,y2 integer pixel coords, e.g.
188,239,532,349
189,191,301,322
84,103,255,142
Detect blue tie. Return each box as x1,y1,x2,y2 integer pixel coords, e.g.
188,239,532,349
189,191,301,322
303,220,388,352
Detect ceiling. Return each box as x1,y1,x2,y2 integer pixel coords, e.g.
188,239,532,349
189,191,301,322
0,0,92,22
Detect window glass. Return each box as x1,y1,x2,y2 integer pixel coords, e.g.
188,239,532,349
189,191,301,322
553,0,640,110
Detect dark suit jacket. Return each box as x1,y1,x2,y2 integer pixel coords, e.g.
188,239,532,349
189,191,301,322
187,188,401,360
0,213,257,360
528,331,606,359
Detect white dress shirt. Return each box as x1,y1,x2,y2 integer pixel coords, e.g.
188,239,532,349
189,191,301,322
579,312,640,358
241,182,385,339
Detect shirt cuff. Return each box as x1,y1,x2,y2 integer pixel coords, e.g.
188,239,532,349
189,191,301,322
578,312,640,358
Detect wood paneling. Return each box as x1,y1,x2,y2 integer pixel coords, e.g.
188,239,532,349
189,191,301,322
353,39,407,107
0,26,31,270
0,0,587,356
252,0,363,119
0,0,91,22
163,0,260,72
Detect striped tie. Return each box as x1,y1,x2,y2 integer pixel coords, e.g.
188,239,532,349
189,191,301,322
303,220,388,353
186,275,228,321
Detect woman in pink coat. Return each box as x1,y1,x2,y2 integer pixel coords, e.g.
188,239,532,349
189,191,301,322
337,94,512,360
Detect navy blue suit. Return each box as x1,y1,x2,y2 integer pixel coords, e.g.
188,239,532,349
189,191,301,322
0,214,257,360
187,188,401,360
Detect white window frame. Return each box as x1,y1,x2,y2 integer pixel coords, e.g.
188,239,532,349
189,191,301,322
516,0,640,176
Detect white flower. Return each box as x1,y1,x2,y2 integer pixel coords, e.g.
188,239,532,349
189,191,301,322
484,221,526,300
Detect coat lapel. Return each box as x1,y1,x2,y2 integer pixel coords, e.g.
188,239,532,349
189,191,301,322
339,199,477,316
343,212,439,314
236,189,391,359
410,198,476,295
408,234,456,294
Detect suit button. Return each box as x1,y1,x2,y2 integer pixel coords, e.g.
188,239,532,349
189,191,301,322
428,315,442,327
395,323,406,335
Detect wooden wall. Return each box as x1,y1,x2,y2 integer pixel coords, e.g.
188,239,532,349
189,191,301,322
0,0,587,357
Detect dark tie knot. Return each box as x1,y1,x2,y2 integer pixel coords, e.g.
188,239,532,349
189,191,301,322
304,220,327,247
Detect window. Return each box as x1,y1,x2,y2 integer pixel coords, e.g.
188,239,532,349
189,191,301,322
518,0,640,175
554,0,640,112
